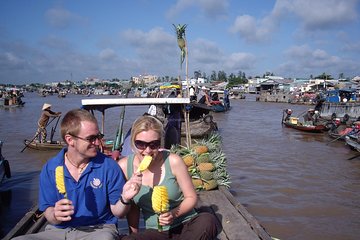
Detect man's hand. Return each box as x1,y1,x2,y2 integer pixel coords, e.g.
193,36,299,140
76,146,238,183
53,198,74,222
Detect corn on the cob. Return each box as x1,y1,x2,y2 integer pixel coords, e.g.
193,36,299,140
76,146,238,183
55,166,67,198
182,154,195,167
152,186,169,231
197,162,215,172
203,179,218,191
136,155,152,173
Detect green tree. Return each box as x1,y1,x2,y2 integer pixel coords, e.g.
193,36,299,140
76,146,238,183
210,71,217,82
218,70,227,81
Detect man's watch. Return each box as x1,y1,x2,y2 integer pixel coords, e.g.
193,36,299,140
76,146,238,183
120,195,131,205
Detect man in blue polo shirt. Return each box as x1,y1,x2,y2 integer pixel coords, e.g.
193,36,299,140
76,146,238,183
14,109,142,240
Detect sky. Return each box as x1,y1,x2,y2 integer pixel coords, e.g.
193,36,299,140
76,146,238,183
1,0,360,85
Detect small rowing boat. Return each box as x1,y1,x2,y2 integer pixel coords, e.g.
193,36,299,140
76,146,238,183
23,140,66,151
282,108,328,133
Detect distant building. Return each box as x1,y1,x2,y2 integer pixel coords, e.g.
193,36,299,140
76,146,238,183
132,75,158,85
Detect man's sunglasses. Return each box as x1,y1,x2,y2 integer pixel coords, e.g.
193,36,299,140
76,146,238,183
134,140,161,150
68,133,104,144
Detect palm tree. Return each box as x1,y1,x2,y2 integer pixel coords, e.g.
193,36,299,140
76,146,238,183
173,24,187,69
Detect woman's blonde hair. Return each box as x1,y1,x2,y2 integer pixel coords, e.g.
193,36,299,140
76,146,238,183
130,115,164,150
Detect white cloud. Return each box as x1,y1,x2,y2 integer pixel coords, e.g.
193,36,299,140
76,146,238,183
225,52,257,70
45,7,86,29
288,0,358,30
167,0,228,19
229,15,274,43
230,0,359,43
99,48,117,61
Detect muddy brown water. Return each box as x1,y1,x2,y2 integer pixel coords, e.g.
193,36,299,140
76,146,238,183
0,93,359,240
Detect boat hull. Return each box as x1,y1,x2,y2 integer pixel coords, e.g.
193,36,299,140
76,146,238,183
282,121,327,133
23,140,66,151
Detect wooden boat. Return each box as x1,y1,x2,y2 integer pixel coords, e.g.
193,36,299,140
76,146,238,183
4,97,273,240
22,116,66,151
23,139,66,151
0,98,25,108
181,115,217,138
282,120,327,133
0,140,11,184
3,187,272,240
328,123,355,141
345,136,360,152
282,108,328,133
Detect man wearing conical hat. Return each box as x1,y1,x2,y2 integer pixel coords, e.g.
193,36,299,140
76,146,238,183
34,103,61,143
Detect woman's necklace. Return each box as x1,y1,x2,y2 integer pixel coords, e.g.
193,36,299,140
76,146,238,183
65,153,89,174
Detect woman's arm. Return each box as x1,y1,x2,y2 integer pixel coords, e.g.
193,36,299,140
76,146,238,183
119,156,140,233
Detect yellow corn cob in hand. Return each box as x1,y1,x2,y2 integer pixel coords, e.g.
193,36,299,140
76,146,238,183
152,186,169,231
55,166,67,198
136,155,152,173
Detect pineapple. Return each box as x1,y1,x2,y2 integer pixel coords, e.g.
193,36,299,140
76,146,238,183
192,145,208,155
182,154,195,167
196,152,210,163
55,166,67,198
191,178,204,190
203,179,218,191
199,170,213,181
152,186,169,231
136,155,153,173
197,162,215,172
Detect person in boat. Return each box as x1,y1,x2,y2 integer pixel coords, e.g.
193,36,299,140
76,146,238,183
303,109,316,125
13,109,142,240
118,115,218,240
162,91,182,148
211,91,219,101
198,86,212,106
34,103,62,143
189,85,196,102
223,88,230,109
283,109,292,122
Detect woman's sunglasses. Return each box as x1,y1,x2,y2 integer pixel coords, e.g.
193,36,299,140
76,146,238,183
134,140,161,150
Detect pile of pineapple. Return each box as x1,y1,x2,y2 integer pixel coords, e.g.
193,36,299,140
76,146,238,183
171,133,231,191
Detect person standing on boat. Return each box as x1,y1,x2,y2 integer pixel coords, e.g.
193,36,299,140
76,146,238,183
189,85,196,102
118,115,218,240
34,103,61,143
13,109,142,240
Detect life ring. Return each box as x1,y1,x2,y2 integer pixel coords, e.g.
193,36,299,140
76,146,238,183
4,160,11,178
203,114,213,124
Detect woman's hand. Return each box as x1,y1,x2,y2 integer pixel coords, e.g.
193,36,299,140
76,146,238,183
122,172,142,201
158,211,175,226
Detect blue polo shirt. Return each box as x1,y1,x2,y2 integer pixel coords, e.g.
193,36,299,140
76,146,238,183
39,148,124,228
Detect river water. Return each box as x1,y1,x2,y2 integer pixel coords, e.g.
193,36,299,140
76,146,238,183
0,93,359,240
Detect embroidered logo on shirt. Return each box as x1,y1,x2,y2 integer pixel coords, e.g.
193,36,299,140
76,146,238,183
90,178,102,189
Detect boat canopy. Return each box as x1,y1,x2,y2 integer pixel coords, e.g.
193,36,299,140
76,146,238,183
81,97,190,112
160,84,181,90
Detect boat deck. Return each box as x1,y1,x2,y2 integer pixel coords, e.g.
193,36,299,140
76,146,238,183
3,187,271,240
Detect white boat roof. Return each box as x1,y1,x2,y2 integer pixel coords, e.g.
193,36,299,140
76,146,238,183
81,97,190,111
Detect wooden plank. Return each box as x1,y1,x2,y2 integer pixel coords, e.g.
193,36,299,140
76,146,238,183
4,189,270,240
219,187,272,240
3,206,44,240
198,189,262,240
